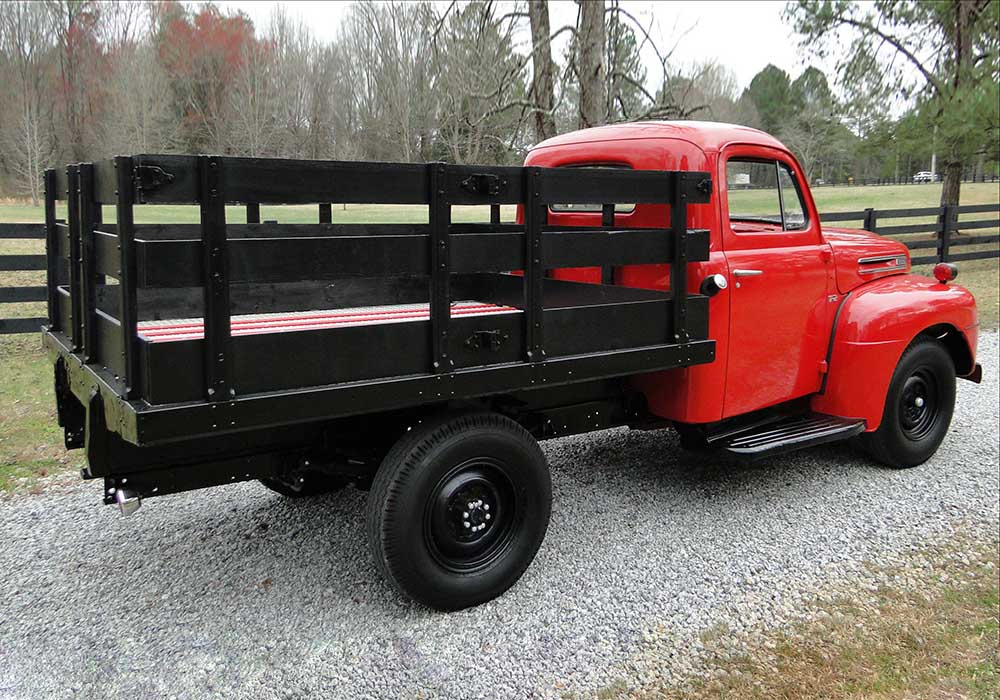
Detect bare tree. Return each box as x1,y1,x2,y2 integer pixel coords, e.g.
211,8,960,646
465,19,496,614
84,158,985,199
527,0,556,142
47,0,104,161
98,4,175,156
224,37,280,157
100,39,176,155
0,2,56,204
339,1,437,162
576,0,605,129
433,2,532,163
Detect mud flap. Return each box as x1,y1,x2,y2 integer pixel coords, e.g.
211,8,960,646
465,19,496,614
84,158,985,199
961,363,983,384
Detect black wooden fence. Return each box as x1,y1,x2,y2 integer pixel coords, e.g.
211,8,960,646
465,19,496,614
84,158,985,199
2,202,998,335
812,173,999,187
820,202,1000,265
0,222,47,335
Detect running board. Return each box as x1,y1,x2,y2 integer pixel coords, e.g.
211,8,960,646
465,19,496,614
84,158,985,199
708,413,866,459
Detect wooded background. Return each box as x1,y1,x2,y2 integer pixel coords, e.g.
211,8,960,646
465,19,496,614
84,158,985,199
0,0,997,206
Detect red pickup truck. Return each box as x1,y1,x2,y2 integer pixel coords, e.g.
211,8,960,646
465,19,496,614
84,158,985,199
43,122,980,610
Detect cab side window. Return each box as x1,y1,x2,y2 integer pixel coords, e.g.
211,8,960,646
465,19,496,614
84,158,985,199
726,160,781,227
726,158,809,231
778,163,808,230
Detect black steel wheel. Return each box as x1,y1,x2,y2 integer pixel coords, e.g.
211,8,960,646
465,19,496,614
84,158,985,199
259,472,347,498
856,338,955,469
367,412,551,610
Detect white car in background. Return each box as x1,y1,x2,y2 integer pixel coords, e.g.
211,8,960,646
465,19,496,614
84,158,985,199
913,171,939,183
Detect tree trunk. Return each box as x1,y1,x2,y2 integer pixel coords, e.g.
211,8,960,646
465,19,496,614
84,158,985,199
576,0,605,130
939,0,973,208
528,0,556,142
940,158,962,209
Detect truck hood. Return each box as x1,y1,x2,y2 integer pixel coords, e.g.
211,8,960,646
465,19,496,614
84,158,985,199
823,227,911,294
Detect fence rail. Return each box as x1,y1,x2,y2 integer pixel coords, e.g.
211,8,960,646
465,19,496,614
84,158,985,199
2,201,998,334
818,202,1000,266
812,173,999,187
0,222,48,334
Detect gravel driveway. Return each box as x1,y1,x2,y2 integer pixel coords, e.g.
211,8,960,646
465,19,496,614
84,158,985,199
1,333,997,700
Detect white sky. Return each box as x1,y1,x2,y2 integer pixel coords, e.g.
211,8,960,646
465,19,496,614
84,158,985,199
216,0,815,92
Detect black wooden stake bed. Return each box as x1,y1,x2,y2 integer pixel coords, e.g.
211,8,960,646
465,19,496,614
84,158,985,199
43,155,714,506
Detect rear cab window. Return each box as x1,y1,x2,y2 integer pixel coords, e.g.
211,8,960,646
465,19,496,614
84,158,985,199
549,163,636,214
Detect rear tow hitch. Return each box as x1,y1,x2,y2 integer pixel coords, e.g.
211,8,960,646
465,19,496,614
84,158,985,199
114,488,142,516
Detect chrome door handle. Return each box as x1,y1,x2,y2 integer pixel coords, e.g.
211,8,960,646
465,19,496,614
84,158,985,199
733,269,764,277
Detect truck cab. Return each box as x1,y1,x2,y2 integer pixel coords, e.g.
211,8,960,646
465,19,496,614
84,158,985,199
528,121,979,455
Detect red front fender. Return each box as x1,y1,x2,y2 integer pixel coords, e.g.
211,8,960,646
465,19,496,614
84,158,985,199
811,274,978,431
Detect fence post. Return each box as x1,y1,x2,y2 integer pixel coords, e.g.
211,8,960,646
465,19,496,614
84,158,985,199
862,207,877,233
937,204,956,263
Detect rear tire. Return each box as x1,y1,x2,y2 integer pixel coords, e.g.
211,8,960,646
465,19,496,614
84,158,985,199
366,411,551,610
857,338,955,469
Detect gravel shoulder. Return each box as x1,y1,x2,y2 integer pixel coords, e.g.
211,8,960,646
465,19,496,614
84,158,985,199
1,333,997,700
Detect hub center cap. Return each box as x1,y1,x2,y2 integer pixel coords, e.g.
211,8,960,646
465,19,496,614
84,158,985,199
899,370,939,440
425,459,516,573
462,499,493,533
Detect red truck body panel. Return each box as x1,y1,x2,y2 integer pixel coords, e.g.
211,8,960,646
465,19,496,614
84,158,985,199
525,121,979,430
810,274,978,430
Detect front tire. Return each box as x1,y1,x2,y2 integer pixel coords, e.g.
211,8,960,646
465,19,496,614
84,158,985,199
366,412,551,610
857,338,956,469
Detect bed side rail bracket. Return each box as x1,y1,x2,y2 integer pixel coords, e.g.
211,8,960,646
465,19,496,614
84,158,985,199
133,164,175,201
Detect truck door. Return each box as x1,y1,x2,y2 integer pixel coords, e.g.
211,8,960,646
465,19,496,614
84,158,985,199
720,150,833,418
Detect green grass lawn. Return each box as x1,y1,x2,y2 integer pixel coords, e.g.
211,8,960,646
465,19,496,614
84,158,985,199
629,536,1000,700
1,181,997,224
0,200,519,225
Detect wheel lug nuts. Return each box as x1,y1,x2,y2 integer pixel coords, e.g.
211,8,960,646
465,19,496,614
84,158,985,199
463,522,470,529
483,504,490,511
485,514,491,520
463,511,469,518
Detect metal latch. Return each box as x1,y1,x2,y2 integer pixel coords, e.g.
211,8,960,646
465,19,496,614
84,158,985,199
465,329,508,351
461,173,507,196
133,165,175,200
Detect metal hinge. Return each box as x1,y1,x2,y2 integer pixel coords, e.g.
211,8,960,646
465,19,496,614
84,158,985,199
465,329,508,352
461,173,507,197
133,164,175,202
